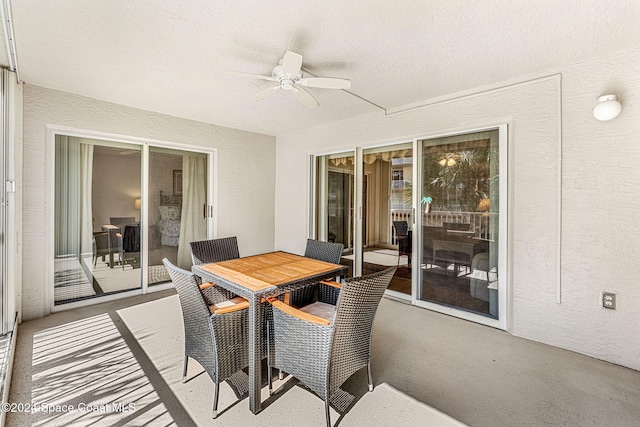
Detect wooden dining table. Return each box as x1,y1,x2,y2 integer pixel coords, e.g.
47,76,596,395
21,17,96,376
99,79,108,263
191,251,347,414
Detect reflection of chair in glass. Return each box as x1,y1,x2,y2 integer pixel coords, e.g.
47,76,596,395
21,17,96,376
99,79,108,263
162,258,260,419
288,239,344,307
268,267,396,427
470,252,490,301
92,231,110,266
393,221,411,266
470,252,498,317
109,217,137,268
109,216,136,227
422,226,448,268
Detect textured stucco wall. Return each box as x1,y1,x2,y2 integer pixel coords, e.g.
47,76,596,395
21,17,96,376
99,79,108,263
275,47,640,371
22,85,276,320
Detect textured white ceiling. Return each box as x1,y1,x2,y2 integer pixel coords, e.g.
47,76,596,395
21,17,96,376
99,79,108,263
8,0,640,136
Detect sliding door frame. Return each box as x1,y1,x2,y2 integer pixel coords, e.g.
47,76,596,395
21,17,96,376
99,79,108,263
0,71,5,332
46,125,216,312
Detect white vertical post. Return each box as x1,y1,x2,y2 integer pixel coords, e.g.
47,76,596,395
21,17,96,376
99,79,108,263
141,144,149,293
316,157,328,241
354,148,363,277
208,150,217,239
411,138,421,305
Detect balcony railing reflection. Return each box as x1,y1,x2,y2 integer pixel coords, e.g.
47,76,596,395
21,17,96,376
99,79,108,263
390,209,496,244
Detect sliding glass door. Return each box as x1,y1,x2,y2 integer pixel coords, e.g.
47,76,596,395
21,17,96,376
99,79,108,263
360,143,413,298
311,126,506,326
53,135,211,306
54,138,142,303
314,152,354,277
148,147,208,285
417,129,501,319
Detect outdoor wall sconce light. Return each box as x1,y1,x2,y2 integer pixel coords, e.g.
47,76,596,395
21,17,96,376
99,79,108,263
593,94,622,121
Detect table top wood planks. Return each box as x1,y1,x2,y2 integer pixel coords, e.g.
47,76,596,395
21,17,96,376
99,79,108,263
195,251,343,293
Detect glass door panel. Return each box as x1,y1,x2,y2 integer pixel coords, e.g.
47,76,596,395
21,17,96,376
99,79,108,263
148,147,208,285
361,143,413,296
54,136,212,305
54,136,142,304
418,130,499,318
315,153,354,277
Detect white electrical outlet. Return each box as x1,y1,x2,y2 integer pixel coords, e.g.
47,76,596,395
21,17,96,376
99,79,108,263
602,292,617,310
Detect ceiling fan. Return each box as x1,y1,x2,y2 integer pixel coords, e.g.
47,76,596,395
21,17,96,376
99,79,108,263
225,50,351,108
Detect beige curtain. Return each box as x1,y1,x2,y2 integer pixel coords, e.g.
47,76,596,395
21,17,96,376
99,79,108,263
80,143,94,255
54,136,93,258
176,155,207,269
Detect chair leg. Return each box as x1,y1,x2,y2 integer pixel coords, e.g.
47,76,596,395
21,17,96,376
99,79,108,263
325,398,331,427
182,356,188,383
267,321,273,396
367,362,374,392
212,382,220,418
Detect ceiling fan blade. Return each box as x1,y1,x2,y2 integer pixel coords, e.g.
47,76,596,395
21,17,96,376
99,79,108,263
292,87,319,108
224,70,277,82
297,77,351,90
251,86,281,102
282,50,303,75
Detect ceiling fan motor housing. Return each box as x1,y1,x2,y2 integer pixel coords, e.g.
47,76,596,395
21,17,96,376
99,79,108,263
272,65,302,90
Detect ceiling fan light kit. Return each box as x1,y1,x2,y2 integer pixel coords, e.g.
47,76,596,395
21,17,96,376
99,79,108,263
226,50,351,108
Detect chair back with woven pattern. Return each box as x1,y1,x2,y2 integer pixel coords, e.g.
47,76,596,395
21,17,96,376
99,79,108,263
190,236,240,266
292,239,344,306
162,258,215,360
329,267,396,392
304,239,344,264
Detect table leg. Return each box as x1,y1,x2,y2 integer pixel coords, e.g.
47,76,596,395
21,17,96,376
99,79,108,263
248,294,262,414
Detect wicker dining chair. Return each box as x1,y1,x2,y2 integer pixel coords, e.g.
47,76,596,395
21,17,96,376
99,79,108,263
189,236,240,302
163,258,264,418
191,236,279,380
190,236,240,266
288,239,345,307
268,267,396,427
